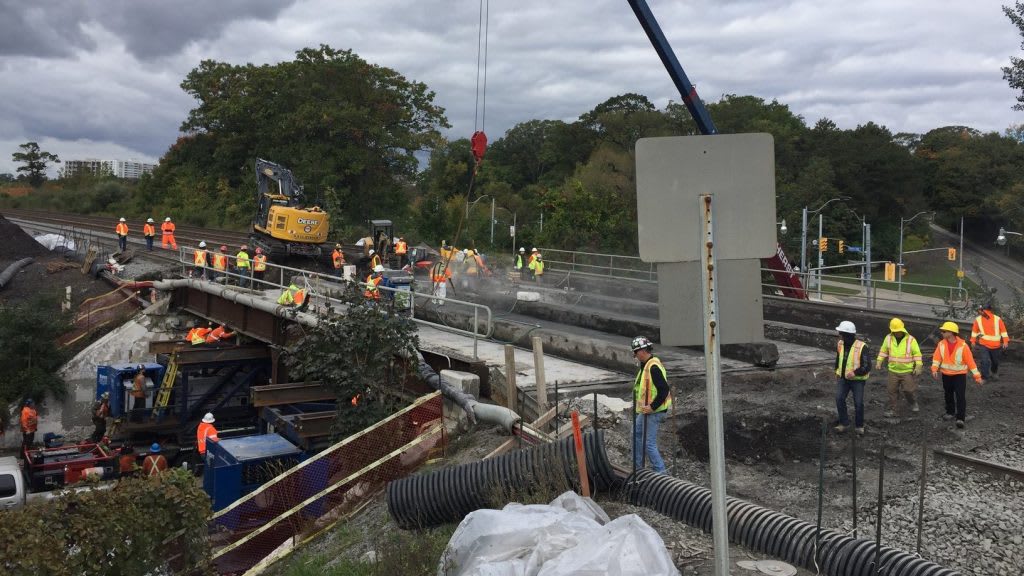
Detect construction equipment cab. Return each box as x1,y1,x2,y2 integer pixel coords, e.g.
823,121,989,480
252,159,330,258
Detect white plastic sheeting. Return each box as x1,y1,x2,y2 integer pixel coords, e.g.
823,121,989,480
34,234,76,251
440,491,680,576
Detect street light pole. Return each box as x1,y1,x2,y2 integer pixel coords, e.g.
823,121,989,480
898,210,933,298
958,216,964,290
490,197,495,245
818,213,824,299
801,197,848,293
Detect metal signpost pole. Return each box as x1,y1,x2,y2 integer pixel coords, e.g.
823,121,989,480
699,195,730,576
817,213,824,300
801,207,808,289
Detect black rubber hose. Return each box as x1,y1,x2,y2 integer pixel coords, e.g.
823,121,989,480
0,257,33,290
386,431,620,529
623,469,960,576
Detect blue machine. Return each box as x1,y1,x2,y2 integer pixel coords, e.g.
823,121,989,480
203,433,306,512
96,362,166,419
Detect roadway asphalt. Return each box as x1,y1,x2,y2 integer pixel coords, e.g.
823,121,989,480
931,223,1024,304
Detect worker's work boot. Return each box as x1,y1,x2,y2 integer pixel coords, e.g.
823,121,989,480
910,402,920,413
855,427,865,436
834,424,848,433
883,410,897,418
956,420,965,429
942,414,954,421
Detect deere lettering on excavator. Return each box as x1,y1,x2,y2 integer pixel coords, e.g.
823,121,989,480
251,159,330,258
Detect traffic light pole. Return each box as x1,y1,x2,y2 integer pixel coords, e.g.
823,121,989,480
817,214,824,300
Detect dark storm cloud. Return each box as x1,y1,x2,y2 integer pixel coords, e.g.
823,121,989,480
0,0,298,60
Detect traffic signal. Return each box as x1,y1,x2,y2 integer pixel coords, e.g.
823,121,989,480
838,240,845,254
818,237,828,252
884,262,896,282
947,247,956,261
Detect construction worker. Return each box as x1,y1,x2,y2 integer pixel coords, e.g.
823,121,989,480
529,252,545,283
196,413,220,471
20,398,38,454
131,365,148,422
833,321,872,435
211,245,228,283
142,443,169,477
631,336,671,474
970,302,1009,380
204,324,235,344
331,243,346,278
189,322,213,345
369,249,382,271
461,248,479,289
932,321,983,429
252,247,267,285
115,217,129,252
875,318,923,417
528,248,539,280
439,240,455,262
118,443,136,476
161,217,177,249
235,244,251,287
515,247,527,281
193,241,208,279
91,391,110,442
277,283,306,307
143,218,156,251
395,236,408,268
431,258,452,304
364,265,384,301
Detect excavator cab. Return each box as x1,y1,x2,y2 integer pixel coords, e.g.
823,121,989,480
251,159,330,258
369,219,394,260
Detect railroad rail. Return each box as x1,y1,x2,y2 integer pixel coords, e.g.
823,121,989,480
932,449,1024,481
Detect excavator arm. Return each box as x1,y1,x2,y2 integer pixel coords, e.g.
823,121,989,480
255,158,305,206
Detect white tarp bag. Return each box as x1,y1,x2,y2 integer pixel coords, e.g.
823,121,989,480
440,491,679,576
34,234,76,251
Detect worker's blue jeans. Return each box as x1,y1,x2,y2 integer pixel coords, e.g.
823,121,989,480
145,236,154,251
835,378,866,427
634,411,667,473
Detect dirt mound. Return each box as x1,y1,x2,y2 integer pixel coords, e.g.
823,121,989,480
0,214,48,259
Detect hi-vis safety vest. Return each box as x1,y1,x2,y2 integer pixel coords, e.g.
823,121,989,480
212,253,227,271
253,254,267,271
332,250,344,269
197,422,219,454
971,314,1009,349
931,337,982,381
190,327,211,345
634,356,672,414
876,334,922,374
115,222,128,236
364,275,382,299
515,254,523,270
431,262,450,283
235,250,250,269
395,241,407,255
836,340,869,380
194,249,207,267
143,223,155,237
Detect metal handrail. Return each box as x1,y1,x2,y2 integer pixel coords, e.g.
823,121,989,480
175,248,493,356
538,247,658,282
760,268,970,313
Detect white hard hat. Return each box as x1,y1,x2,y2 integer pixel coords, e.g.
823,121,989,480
146,217,154,223
519,247,525,252
835,321,857,334
374,265,385,273
119,217,126,222
164,217,172,222
202,413,215,424
369,249,375,255
531,247,537,252
199,241,207,248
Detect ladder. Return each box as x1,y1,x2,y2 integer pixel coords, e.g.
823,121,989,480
151,353,178,422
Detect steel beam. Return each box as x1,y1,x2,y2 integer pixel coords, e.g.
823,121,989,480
174,345,271,366
251,382,334,407
289,412,335,438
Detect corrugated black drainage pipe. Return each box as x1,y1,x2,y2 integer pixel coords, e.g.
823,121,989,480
386,431,620,529
623,469,960,576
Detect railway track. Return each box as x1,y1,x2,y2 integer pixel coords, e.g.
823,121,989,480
932,449,1024,481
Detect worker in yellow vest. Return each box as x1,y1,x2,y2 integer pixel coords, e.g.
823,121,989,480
970,302,1009,380
143,218,156,251
833,321,872,435
515,247,527,281
115,217,129,252
932,321,983,429
875,317,923,417
252,248,267,285
364,265,384,301
631,336,671,474
369,249,382,271
528,252,545,283
192,241,208,279
235,245,251,287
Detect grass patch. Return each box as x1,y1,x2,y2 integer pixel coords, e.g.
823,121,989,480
828,261,977,299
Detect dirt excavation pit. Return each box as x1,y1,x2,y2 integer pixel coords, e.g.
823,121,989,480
679,412,824,466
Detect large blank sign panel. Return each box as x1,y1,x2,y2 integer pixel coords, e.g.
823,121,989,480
636,134,776,263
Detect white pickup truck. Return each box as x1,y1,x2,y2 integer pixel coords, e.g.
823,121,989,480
0,455,115,510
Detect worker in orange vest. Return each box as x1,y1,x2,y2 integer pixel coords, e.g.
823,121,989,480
932,321,983,429
161,217,177,249
331,243,346,278
131,365,148,422
188,322,213,345
364,265,384,301
211,245,228,282
252,247,268,285
20,398,38,455
192,241,208,279
430,259,451,304
204,324,235,344
143,218,156,251
970,302,1009,380
395,236,408,268
142,443,168,477
196,412,220,463
115,217,129,252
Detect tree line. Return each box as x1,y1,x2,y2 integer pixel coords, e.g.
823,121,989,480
5,43,1024,266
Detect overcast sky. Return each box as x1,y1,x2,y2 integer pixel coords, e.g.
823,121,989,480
1,0,1021,176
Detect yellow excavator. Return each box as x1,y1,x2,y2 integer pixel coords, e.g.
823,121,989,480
250,159,330,258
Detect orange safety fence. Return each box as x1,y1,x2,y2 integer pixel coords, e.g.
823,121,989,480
207,391,445,575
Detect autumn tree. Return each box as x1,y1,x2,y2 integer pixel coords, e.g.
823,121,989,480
12,141,60,187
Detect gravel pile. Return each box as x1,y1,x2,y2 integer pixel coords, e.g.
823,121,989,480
842,434,1024,576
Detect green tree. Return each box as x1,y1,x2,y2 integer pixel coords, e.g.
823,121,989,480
12,141,60,187
0,296,70,428
1002,2,1024,109
283,284,419,438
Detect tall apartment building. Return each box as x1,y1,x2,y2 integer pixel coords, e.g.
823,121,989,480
63,158,156,179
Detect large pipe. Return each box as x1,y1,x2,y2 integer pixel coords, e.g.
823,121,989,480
0,257,34,289
134,278,520,431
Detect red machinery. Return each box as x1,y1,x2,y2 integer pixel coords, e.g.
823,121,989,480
762,244,808,299
22,441,121,492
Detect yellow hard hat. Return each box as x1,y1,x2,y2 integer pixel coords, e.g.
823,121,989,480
939,321,959,334
889,318,905,333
